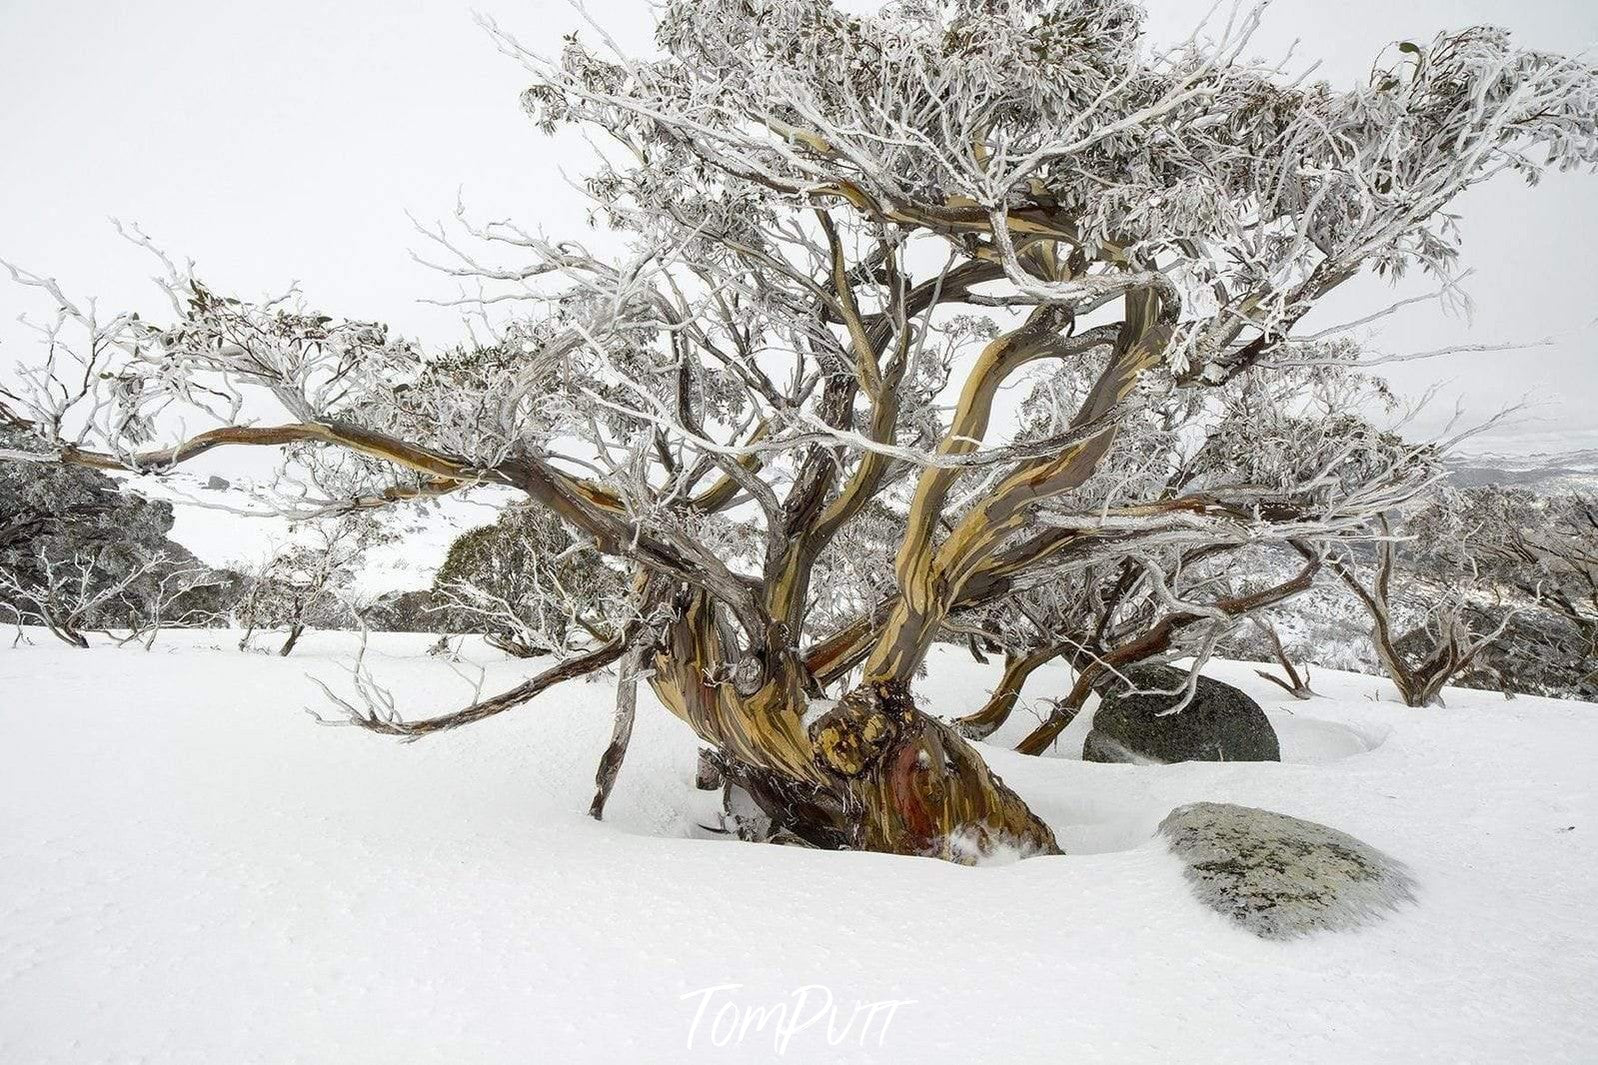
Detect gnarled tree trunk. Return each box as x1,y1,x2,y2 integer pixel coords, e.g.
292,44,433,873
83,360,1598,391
636,299,1174,859
645,589,1059,861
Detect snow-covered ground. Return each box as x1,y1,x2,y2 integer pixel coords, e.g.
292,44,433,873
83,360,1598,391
1,632,1593,1063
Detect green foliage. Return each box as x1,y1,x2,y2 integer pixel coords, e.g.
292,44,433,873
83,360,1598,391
434,506,624,655
0,428,178,553
0,427,218,639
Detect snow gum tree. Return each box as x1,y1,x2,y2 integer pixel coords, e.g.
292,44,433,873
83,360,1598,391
0,426,215,647
3,1,1596,860
233,512,387,656
433,505,627,659
1330,487,1598,705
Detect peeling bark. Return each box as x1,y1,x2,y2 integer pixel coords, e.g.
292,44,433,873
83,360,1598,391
812,682,1060,859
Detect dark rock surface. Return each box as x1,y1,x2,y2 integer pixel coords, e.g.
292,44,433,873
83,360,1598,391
1083,666,1280,764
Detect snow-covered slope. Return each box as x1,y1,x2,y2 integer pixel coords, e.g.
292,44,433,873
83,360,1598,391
1,635,1593,1063
1445,446,1598,495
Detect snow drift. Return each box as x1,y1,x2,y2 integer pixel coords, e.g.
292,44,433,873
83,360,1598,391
1,634,1594,1063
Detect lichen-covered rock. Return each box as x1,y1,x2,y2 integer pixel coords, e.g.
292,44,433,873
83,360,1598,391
1159,802,1416,939
1083,666,1280,763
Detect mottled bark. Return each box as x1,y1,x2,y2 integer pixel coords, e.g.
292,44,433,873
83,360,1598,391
866,293,1171,687
812,681,1059,859
41,607,90,649
1015,654,1113,756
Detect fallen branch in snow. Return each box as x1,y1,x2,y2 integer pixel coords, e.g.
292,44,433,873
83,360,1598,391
309,635,630,738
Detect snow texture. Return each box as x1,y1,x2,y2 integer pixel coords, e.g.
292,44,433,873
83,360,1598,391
1159,801,1416,939
1,634,1595,1063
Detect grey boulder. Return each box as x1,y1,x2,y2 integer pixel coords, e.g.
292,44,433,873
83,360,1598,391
1159,801,1416,939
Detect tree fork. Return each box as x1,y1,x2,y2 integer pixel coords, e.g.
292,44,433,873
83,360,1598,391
864,291,1170,688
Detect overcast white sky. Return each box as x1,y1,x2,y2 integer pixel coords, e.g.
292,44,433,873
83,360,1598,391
2,0,1596,454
